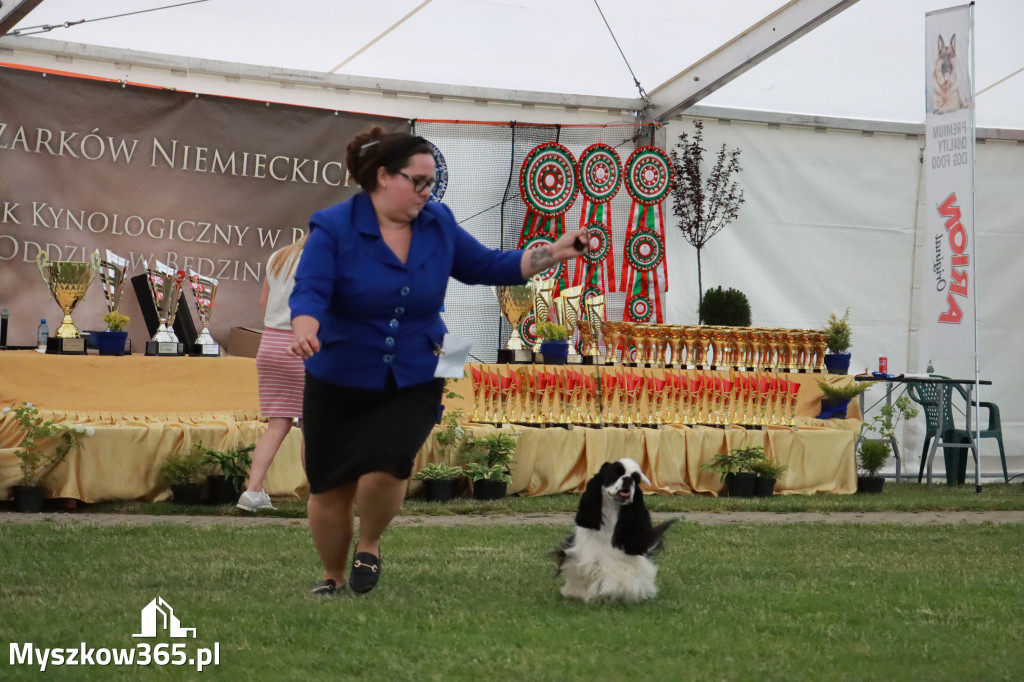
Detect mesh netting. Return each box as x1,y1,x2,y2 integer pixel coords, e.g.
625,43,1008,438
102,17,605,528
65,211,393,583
413,120,659,363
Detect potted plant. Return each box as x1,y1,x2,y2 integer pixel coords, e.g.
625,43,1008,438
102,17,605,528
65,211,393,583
857,395,919,493
815,379,872,420
748,457,788,497
93,310,131,356
536,321,570,365
698,286,752,327
822,308,852,374
2,402,93,512
463,431,518,500
199,442,254,503
702,444,766,498
412,462,465,502
157,445,206,505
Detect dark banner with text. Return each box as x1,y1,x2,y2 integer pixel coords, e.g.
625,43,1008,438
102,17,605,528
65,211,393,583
0,65,406,349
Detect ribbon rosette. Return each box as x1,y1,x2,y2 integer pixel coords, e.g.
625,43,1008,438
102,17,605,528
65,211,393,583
572,143,623,305
518,142,579,294
619,146,672,323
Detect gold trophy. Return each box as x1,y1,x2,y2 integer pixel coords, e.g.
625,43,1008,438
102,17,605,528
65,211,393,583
529,277,556,355
557,285,583,365
601,321,623,365
188,270,221,357
495,285,535,363
584,295,605,364
36,251,101,354
144,260,186,356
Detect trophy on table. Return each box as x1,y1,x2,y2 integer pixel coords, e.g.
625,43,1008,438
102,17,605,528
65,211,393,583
529,277,556,355
97,250,131,354
495,285,534,363
36,251,101,354
188,270,221,357
144,260,187,356
583,295,605,364
557,285,583,364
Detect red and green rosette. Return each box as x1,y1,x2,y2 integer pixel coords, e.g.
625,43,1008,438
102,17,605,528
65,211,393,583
519,142,579,292
572,144,622,317
620,145,672,323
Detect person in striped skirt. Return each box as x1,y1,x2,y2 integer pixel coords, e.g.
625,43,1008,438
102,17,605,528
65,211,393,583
237,234,308,511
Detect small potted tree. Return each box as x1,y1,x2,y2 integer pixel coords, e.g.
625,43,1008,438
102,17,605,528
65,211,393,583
536,321,570,365
412,462,466,502
815,379,872,420
698,286,752,327
463,431,518,500
2,402,93,512
702,444,766,498
822,308,852,374
158,445,206,505
748,457,788,497
857,395,918,493
93,310,131,356
199,442,254,504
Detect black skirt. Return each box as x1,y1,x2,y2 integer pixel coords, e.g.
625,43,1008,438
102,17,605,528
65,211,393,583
302,371,444,494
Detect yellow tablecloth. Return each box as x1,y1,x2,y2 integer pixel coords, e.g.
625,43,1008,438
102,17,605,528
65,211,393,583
1,353,862,502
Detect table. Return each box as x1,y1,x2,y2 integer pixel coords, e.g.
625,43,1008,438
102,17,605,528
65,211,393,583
856,375,991,487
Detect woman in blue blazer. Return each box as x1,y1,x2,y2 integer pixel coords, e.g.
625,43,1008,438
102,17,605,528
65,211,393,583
289,127,586,596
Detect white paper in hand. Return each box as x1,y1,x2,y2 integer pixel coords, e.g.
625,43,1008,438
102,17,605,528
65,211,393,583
434,333,473,378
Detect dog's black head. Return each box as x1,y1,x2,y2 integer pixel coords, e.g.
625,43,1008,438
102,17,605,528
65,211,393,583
575,458,650,530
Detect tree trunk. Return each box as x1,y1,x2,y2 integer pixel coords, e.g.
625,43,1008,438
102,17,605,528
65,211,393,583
696,247,704,322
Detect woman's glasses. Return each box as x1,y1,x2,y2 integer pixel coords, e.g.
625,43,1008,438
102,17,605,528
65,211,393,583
397,170,437,193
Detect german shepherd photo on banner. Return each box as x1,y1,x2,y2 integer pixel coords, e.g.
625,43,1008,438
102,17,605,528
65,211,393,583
931,33,971,115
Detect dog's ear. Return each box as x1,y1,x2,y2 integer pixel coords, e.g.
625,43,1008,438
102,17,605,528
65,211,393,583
612,487,656,555
575,472,605,530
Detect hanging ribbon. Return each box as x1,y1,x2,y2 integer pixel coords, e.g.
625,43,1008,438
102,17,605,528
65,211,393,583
619,146,672,323
519,142,579,294
572,143,622,308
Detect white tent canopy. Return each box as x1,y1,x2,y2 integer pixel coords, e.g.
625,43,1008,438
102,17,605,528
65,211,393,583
2,0,1021,478
5,0,1023,128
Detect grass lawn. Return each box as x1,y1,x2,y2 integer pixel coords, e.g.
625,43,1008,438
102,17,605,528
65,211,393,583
73,481,1024,518
1,520,1022,681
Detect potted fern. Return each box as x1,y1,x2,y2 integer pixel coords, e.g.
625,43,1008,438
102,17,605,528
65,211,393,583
815,379,872,420
748,457,788,497
412,462,465,502
702,444,766,498
157,445,206,505
199,442,254,503
822,308,853,374
93,310,131,356
537,321,570,365
463,431,518,500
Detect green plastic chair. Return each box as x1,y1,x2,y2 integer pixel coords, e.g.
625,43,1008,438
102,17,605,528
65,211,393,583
906,375,1008,483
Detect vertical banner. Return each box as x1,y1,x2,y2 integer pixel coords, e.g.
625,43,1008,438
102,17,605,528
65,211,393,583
924,4,976,361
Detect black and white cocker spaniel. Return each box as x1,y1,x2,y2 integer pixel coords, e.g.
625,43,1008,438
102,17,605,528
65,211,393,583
552,458,675,603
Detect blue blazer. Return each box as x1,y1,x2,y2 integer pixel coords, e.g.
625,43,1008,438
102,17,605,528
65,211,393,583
289,193,525,390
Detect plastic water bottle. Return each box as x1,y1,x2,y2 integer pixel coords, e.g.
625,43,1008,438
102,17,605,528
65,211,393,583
36,318,48,351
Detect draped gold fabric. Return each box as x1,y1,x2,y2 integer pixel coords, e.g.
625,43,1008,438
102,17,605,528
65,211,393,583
1,352,862,501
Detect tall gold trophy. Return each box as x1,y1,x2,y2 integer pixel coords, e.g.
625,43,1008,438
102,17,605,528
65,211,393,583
188,270,221,357
36,251,101,354
583,295,605,364
144,260,186,356
529,277,556,355
495,285,534,363
558,285,583,365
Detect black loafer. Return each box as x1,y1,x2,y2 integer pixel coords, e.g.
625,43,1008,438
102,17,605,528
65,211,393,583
311,578,338,596
349,552,381,594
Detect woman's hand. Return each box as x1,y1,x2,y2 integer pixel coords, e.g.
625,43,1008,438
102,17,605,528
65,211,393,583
289,315,321,359
520,228,588,279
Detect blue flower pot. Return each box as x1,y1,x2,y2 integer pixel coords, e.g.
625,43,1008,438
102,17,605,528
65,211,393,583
824,352,851,375
539,340,569,365
92,330,128,356
817,398,852,420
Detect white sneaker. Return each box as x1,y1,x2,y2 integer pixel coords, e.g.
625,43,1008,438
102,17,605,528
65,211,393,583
236,490,275,512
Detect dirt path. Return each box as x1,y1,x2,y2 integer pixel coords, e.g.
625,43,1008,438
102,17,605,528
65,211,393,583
2,510,1022,527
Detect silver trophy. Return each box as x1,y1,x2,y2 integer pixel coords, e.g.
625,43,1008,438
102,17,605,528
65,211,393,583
188,270,220,356
144,259,186,356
